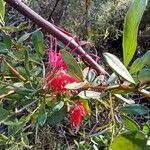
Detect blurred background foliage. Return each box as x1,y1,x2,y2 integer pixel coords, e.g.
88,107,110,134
5,0,150,54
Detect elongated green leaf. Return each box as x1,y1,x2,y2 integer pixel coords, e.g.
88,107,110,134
103,52,135,84
0,60,6,73
115,94,135,104
0,0,5,24
121,114,140,131
61,50,83,80
123,0,147,66
0,26,20,33
17,32,32,43
111,131,147,150
130,51,150,74
32,31,44,57
120,104,149,115
65,82,86,90
38,102,47,126
78,90,102,99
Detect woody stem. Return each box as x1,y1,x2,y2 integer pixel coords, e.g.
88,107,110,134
4,0,108,75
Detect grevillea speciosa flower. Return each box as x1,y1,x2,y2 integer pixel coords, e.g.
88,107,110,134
48,36,67,70
46,70,77,94
69,101,87,128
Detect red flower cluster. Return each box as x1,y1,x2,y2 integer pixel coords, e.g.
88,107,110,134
69,101,87,128
46,35,78,94
48,35,67,70
48,51,67,70
46,70,77,94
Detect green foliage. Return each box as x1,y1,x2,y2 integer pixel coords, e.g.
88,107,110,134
130,50,150,74
123,0,147,66
103,52,135,84
121,114,140,131
138,68,150,81
120,104,150,115
61,50,83,80
111,131,147,150
0,0,149,149
47,106,67,126
38,101,47,126
32,30,45,57
115,94,135,104
78,91,102,99
0,0,5,25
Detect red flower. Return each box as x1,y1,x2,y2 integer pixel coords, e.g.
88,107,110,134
69,101,87,128
48,51,67,70
46,70,77,94
48,35,67,70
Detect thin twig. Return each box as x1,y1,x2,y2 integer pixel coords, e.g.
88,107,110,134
48,0,60,21
109,92,115,144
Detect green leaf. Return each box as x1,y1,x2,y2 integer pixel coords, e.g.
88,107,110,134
0,107,9,123
138,69,150,81
0,26,19,33
80,99,91,114
130,51,150,74
17,32,32,43
38,102,47,126
143,123,150,135
52,101,64,112
0,134,9,144
61,50,83,80
114,94,135,104
7,145,24,150
120,104,150,115
0,0,5,24
65,82,86,90
47,107,67,125
0,60,6,73
107,73,118,84
3,35,12,49
3,120,23,126
78,90,102,99
32,31,44,57
111,131,147,150
0,23,28,33
103,52,135,84
0,42,8,55
123,0,147,66
92,75,105,87
87,69,96,82
121,114,140,131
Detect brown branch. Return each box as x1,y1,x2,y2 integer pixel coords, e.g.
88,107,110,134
4,0,108,76
82,84,150,98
